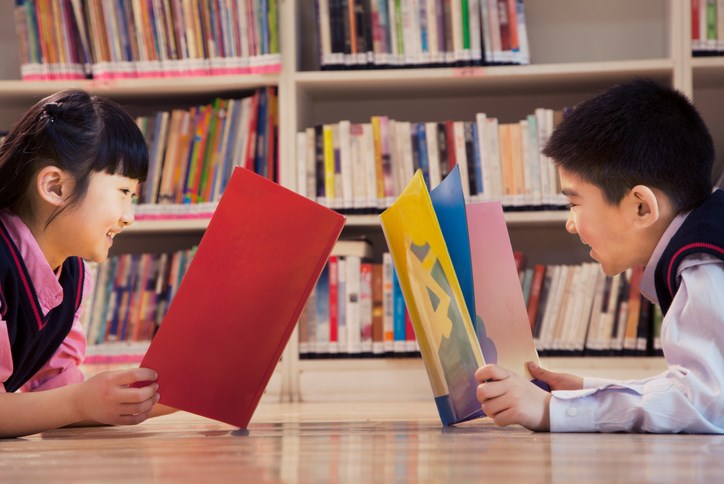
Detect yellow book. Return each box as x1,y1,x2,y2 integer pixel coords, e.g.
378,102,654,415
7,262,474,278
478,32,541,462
323,124,336,201
380,170,484,425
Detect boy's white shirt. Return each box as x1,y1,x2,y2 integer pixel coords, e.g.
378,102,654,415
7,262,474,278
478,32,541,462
549,209,724,433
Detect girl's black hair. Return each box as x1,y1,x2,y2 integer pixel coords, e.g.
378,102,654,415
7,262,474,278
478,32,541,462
0,89,148,224
542,78,714,213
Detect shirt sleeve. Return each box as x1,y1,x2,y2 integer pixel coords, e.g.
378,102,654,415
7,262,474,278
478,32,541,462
549,256,724,433
19,262,92,392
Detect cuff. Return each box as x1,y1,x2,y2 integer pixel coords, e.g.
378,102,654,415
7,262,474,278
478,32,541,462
549,391,598,432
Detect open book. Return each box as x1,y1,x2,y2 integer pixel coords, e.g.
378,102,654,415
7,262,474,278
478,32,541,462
139,167,345,428
380,166,541,425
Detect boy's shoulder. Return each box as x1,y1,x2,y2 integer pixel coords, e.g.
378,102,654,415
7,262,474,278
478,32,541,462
654,190,724,312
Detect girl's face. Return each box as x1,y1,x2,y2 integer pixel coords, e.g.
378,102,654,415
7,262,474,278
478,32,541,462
56,171,138,264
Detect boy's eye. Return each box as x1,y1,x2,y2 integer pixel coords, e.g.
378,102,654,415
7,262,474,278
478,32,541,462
567,203,577,210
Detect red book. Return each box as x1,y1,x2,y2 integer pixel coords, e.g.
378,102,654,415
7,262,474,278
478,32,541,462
139,167,345,428
444,120,456,171
328,256,339,349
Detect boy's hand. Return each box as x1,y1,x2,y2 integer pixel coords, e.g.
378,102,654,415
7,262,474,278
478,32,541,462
475,364,552,431
527,361,583,391
75,368,160,426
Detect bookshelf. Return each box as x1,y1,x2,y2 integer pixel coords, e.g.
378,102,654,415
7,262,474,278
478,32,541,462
0,1,719,402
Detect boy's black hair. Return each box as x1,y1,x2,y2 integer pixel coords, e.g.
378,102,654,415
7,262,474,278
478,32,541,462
542,78,714,213
0,89,148,225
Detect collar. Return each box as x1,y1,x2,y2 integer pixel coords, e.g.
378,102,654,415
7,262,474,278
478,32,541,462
0,210,64,315
640,210,689,306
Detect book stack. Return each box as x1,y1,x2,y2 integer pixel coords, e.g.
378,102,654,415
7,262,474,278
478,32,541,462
296,110,568,212
315,0,530,69
14,0,280,80
131,88,278,219
691,0,724,56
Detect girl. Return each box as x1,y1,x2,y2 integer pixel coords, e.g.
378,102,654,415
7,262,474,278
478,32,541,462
0,90,163,438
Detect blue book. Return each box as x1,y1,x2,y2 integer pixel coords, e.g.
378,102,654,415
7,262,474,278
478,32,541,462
315,263,330,352
429,165,477,331
416,123,430,187
471,122,484,196
392,267,406,349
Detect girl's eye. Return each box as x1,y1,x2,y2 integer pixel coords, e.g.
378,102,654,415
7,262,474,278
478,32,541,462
120,189,131,196
567,203,577,210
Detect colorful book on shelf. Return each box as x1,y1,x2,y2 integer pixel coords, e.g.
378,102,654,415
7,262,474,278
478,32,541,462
139,167,345,429
379,165,542,426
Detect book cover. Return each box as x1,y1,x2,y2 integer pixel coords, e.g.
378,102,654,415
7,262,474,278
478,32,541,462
380,166,543,425
466,201,541,376
139,167,345,428
380,169,484,426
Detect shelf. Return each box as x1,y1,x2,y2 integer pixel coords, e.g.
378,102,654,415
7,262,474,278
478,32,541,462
295,60,675,99
691,57,724,87
122,210,569,234
345,211,568,227
125,218,211,234
296,356,668,402
0,75,280,104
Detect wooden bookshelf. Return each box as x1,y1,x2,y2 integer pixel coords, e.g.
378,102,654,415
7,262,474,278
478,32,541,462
4,1,721,402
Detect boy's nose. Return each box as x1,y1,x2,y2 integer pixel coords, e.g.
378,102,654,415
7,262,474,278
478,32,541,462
565,213,577,234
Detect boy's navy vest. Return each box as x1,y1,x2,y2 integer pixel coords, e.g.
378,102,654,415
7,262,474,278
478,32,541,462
654,190,724,315
0,221,84,392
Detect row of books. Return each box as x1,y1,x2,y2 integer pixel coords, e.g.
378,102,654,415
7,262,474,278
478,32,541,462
299,252,420,356
692,0,724,55
315,0,530,69
295,111,568,211
134,88,278,209
14,0,280,81
80,244,661,361
526,263,662,358
300,250,663,358
80,249,197,351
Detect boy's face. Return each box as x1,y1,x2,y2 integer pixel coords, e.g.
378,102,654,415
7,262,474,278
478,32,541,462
559,168,641,276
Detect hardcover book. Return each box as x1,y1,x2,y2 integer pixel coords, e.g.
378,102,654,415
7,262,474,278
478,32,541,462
379,165,541,425
139,167,345,428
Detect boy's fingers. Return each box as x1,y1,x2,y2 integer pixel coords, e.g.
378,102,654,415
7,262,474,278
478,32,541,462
476,380,507,402
527,361,548,379
474,364,510,383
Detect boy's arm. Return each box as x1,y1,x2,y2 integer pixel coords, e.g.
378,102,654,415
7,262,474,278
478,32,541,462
0,368,159,438
548,258,724,433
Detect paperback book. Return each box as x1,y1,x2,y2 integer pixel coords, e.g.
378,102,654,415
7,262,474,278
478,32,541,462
380,166,542,425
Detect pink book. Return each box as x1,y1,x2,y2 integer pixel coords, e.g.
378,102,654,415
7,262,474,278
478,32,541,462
466,201,540,378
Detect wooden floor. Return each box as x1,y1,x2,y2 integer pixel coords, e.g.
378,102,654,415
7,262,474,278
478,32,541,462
2,400,723,482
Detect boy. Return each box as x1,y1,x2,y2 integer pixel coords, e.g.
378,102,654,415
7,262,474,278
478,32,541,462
475,78,724,433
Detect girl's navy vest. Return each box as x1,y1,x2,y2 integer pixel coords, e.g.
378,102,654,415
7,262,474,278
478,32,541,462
0,221,85,392
654,190,724,315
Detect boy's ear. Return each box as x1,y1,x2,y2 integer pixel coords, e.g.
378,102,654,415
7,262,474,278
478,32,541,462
628,185,660,228
36,166,72,207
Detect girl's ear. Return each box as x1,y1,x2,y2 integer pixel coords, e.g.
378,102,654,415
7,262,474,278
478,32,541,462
36,166,72,207
629,185,660,228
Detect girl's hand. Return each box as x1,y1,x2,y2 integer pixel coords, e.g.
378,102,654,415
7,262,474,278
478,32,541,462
475,364,552,431
527,361,583,391
75,368,159,426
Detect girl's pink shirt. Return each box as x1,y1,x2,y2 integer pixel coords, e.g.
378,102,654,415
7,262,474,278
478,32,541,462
0,210,89,393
